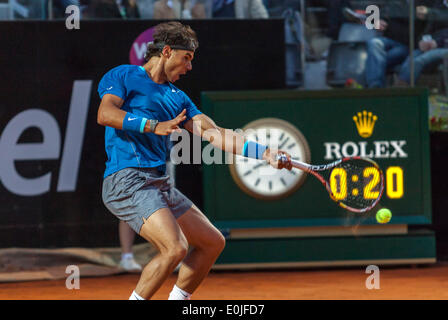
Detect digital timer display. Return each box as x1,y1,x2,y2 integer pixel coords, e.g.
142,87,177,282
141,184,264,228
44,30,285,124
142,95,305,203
329,165,403,201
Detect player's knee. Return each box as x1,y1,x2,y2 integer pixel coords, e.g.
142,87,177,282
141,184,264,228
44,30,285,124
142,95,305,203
217,235,226,254
165,242,188,265
210,231,226,255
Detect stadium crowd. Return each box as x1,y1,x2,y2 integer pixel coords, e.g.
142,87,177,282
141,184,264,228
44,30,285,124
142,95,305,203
3,0,447,91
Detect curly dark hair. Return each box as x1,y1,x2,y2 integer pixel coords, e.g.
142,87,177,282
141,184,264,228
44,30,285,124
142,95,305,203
144,22,199,62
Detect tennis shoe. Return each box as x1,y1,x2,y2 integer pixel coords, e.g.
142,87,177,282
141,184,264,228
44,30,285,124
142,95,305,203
119,257,142,272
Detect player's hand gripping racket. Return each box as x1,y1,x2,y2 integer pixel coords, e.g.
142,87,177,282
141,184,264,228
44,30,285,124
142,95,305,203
278,155,384,213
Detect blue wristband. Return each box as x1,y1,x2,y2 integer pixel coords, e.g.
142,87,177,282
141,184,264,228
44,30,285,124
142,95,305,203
122,113,148,133
140,118,148,133
242,141,268,160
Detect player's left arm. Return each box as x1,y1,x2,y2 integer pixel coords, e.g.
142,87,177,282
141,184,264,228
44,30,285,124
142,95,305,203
183,113,292,170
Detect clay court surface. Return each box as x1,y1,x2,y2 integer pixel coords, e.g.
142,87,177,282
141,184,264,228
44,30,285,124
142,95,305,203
1,264,448,300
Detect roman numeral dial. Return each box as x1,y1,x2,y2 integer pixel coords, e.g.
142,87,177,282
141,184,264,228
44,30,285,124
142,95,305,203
229,118,311,200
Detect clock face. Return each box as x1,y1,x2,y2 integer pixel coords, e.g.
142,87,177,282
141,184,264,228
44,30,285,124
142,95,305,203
229,118,311,200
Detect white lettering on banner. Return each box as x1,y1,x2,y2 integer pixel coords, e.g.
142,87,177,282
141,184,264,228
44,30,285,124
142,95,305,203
324,140,408,160
0,80,92,196
133,42,147,61
57,81,92,192
341,141,358,157
358,141,374,158
389,141,407,158
375,141,390,158
324,142,342,159
0,110,61,196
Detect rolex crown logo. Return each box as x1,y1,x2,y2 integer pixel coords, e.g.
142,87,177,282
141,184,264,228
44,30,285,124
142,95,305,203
353,110,377,138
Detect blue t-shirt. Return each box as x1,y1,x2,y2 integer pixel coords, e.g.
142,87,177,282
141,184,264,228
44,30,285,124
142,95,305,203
98,64,202,178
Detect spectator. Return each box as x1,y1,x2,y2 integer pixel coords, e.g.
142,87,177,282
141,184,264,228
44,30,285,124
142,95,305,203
365,0,448,88
118,220,143,272
264,0,299,17
135,0,154,18
50,0,81,18
88,0,140,18
13,0,46,19
396,28,448,85
212,0,268,19
327,0,351,40
153,0,208,19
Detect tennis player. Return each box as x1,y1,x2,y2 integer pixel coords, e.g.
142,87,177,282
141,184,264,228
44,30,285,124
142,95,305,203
97,21,292,300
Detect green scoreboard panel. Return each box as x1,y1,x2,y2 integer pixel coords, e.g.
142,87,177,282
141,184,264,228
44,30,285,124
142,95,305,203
201,88,432,229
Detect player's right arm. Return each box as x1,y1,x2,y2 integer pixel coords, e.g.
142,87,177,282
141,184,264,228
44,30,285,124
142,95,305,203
97,93,186,135
97,93,126,129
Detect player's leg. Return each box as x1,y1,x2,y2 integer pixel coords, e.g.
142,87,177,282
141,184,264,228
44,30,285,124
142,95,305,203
173,204,226,295
133,207,189,299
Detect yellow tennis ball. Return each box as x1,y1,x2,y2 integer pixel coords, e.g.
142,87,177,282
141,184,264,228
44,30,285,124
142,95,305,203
376,208,392,224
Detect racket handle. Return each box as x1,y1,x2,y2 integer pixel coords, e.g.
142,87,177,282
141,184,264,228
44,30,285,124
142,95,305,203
276,154,310,172
276,154,288,163
276,154,295,167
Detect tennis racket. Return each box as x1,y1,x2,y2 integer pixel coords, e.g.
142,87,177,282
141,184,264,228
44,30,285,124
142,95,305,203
278,155,384,213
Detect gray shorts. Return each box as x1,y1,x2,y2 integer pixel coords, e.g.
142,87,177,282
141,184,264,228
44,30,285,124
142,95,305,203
102,167,193,234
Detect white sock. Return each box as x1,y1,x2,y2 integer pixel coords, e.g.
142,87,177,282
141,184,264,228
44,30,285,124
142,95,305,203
129,290,145,300
122,253,134,260
168,284,191,300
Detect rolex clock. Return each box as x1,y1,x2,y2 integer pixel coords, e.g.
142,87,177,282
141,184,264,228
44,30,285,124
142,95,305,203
228,118,311,200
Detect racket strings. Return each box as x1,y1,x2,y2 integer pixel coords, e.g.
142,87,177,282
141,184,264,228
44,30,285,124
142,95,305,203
324,159,383,210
